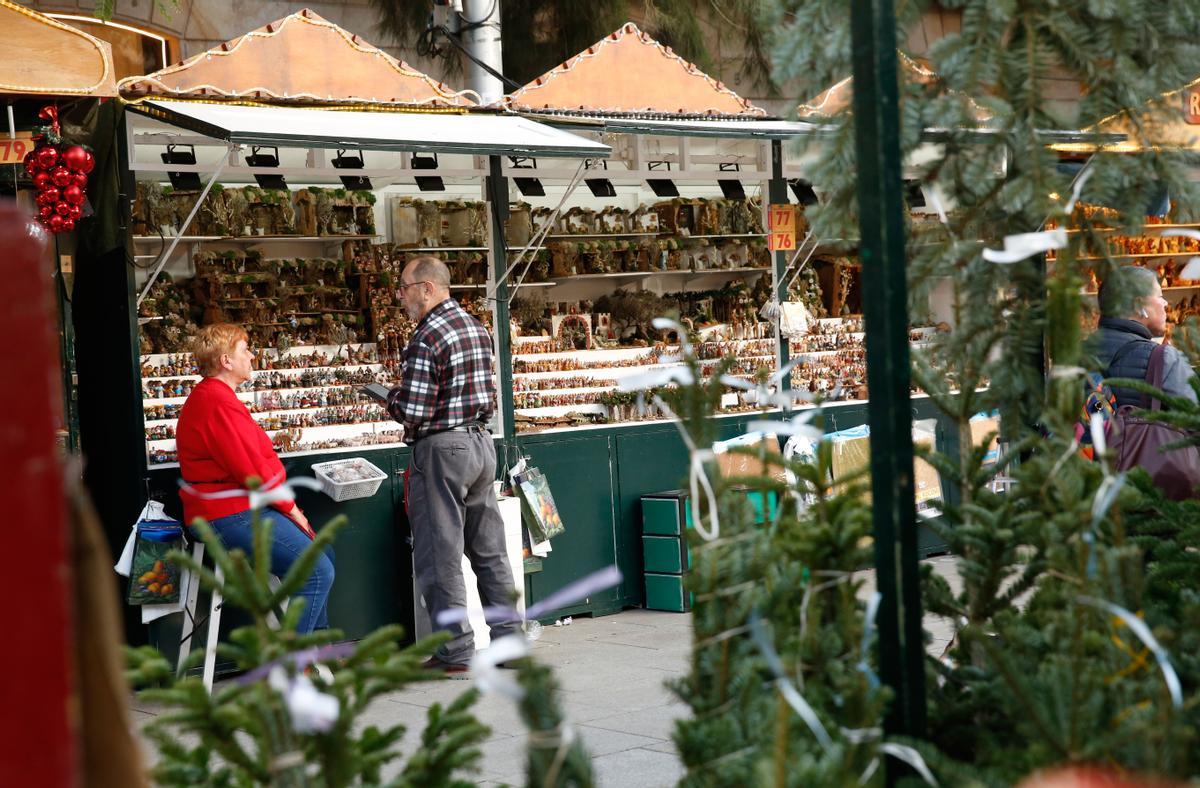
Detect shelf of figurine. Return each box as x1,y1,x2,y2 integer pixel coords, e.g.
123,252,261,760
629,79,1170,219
141,342,401,466
295,187,377,237
537,237,772,280
786,318,939,402
133,181,381,239
389,197,489,249
137,274,202,355
146,418,405,467
1045,202,1200,262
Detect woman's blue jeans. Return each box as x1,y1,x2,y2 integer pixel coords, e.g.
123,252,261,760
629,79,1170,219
208,509,335,634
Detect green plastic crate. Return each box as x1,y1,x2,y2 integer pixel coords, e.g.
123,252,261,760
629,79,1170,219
642,534,690,574
644,572,692,612
641,490,691,535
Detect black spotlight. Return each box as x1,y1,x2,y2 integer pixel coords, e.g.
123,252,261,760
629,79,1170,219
411,152,445,192
510,156,545,197
161,144,202,191
718,179,746,199
244,146,287,190
645,161,678,197
717,162,745,199
904,180,926,208
788,178,819,206
332,149,372,191
647,179,679,197
586,178,617,197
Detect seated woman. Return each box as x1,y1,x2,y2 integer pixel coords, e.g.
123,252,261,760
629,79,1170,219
176,323,334,634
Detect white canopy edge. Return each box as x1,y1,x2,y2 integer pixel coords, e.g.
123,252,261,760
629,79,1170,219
127,100,611,158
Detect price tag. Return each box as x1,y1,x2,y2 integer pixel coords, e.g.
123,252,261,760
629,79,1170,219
767,204,797,251
0,133,36,166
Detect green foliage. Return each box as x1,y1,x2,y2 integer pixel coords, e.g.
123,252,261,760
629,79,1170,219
126,509,491,787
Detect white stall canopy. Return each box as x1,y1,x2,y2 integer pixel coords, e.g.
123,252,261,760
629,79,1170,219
127,100,611,159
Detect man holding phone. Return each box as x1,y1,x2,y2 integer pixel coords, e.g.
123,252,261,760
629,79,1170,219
382,255,519,674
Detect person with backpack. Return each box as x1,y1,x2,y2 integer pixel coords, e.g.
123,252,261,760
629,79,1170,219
1081,265,1200,499
1087,265,1197,408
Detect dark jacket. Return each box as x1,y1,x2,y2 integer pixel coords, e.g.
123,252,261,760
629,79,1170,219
1087,317,1198,409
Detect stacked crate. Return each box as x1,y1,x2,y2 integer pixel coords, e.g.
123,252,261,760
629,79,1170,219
641,490,693,612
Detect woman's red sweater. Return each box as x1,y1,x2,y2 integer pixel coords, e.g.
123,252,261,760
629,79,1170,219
176,377,298,525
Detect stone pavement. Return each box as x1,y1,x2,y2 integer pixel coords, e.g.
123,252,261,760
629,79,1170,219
131,555,963,786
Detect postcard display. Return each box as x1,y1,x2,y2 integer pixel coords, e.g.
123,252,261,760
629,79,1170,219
135,177,929,464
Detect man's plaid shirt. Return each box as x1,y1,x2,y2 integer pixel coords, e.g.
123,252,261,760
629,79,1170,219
387,298,496,441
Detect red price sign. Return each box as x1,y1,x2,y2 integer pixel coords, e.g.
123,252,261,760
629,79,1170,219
767,204,797,251
0,133,35,166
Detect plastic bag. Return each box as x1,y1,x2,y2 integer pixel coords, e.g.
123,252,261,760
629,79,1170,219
515,467,565,543
127,521,184,605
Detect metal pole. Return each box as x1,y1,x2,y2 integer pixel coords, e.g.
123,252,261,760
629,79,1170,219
486,155,515,438
461,0,504,105
849,0,927,763
768,140,792,384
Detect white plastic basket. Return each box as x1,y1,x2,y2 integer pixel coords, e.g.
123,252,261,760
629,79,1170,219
311,458,387,502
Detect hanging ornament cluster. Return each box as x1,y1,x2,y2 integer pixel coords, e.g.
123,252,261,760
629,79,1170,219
22,105,94,234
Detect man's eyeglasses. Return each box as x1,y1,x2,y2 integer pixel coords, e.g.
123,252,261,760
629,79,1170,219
397,280,429,293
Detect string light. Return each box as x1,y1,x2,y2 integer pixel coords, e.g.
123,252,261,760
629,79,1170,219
0,0,113,96
116,9,476,108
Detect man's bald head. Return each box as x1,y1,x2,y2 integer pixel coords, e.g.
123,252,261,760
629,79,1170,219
405,255,451,291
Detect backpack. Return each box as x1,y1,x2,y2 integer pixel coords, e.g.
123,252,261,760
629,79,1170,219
1075,370,1117,461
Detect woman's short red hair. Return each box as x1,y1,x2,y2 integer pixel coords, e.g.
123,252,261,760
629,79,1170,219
191,323,248,377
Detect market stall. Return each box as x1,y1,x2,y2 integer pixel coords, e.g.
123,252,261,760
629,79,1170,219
107,10,608,645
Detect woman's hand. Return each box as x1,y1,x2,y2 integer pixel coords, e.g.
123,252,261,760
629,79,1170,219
288,507,317,540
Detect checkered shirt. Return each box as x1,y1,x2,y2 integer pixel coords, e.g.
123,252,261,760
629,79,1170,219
387,298,496,441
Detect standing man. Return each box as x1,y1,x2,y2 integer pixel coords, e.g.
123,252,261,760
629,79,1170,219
387,255,520,673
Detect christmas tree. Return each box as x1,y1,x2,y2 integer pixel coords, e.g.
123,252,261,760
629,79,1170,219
657,0,1200,783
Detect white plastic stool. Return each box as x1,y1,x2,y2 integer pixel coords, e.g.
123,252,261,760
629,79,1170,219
178,541,287,692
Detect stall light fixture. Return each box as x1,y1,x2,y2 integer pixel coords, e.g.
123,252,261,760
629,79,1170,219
645,160,678,197
717,162,745,200
584,157,616,197
411,152,445,192
509,156,544,197
788,178,819,206
331,149,372,191
244,146,287,190
161,144,202,191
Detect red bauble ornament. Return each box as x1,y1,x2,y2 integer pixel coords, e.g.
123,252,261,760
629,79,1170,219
38,205,54,220
23,150,40,174
41,186,60,204
32,172,51,190
79,150,95,174
60,218,75,232
72,172,88,188
47,214,65,233
55,201,71,217
35,191,54,207
36,145,59,171
61,145,88,172
67,204,82,220
51,166,72,188
63,185,85,206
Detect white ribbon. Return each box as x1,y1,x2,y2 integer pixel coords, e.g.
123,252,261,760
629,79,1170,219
982,228,1068,264
1077,596,1183,709
177,474,324,511
746,411,824,443
470,634,529,700
267,666,339,734
983,168,1091,264
1159,230,1200,280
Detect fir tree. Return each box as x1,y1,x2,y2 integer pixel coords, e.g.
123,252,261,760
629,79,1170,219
126,511,492,787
